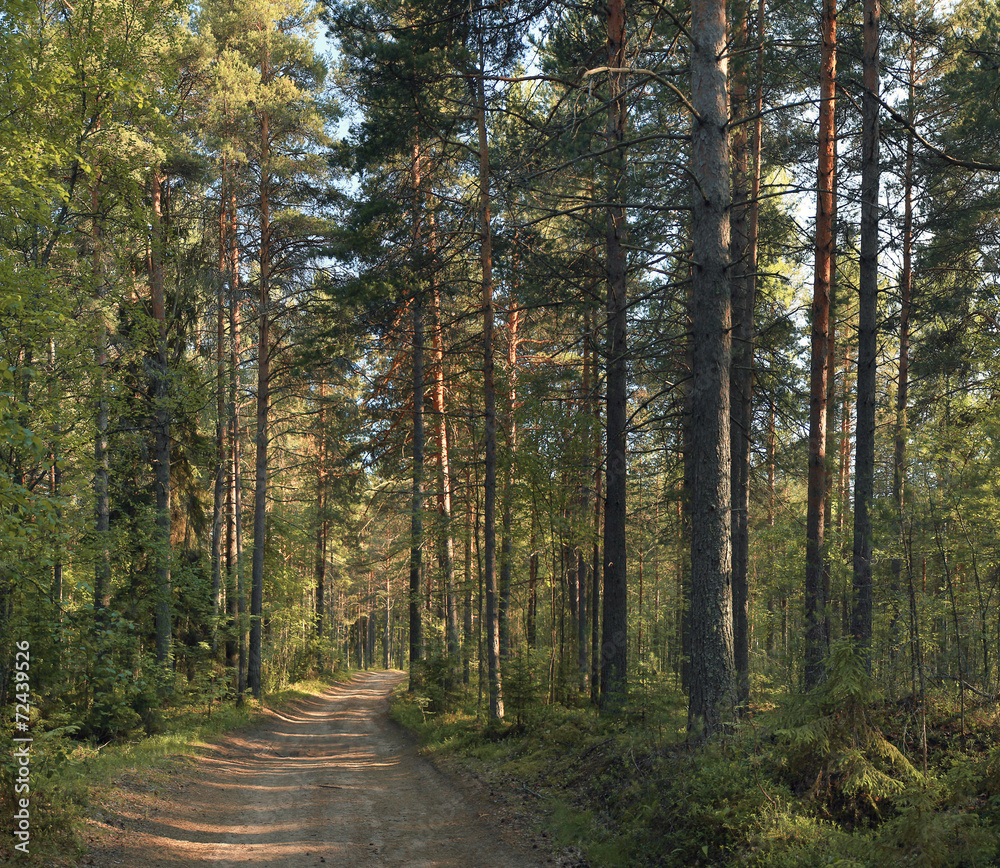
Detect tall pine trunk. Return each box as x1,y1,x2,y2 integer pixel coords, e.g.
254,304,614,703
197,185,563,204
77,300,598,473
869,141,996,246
315,381,328,640
93,177,111,619
852,0,881,660
249,45,272,698
600,0,629,712
227,197,247,695
408,141,425,690
805,0,837,688
150,171,173,671
477,63,504,720
728,0,762,711
211,173,229,657
499,305,520,661
687,0,735,737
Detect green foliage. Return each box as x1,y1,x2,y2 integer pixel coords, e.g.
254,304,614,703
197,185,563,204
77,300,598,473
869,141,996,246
774,641,921,823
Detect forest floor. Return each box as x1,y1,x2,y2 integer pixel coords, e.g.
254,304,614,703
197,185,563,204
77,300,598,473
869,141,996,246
74,671,556,868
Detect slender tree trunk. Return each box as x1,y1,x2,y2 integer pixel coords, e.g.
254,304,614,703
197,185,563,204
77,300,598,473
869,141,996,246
591,316,603,703
315,381,327,640
150,171,173,671
49,337,63,616
228,214,247,695
892,17,916,655
249,53,272,697
93,177,111,619
477,63,504,720
430,279,460,674
212,174,229,657
464,477,475,685
852,0,881,661
528,513,538,649
687,0,735,737
728,0,759,712
499,305,520,662
600,0,629,712
578,322,592,691
805,0,837,689
408,142,425,690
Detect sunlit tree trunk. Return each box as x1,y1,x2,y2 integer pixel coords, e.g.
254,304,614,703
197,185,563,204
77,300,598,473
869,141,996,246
687,0,735,737
499,303,520,662
408,140,425,690
430,275,460,674
249,38,272,699
805,0,837,689
477,62,504,720
852,0,881,661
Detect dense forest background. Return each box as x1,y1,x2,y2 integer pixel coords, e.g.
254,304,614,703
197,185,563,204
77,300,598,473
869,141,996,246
3,0,1000,862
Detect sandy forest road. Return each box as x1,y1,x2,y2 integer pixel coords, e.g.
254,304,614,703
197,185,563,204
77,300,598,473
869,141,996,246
82,671,546,868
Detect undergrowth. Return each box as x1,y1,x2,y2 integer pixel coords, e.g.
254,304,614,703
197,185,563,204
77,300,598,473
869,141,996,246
391,649,1000,868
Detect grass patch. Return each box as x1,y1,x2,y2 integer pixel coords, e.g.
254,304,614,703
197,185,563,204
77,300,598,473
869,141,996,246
389,673,1000,868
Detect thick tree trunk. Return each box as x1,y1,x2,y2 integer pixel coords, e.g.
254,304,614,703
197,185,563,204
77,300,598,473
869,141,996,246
600,0,629,712
687,0,735,737
852,0,881,660
805,0,837,689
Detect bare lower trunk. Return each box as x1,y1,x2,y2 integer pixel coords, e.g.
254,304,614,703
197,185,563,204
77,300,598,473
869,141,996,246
474,60,503,720
150,171,173,671
408,143,425,690
852,0,881,661
499,305,520,661
430,278,460,671
687,0,735,737
600,0,629,712
805,0,837,689
249,85,272,698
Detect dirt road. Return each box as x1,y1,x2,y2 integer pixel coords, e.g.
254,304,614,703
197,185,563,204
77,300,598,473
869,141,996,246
81,671,545,868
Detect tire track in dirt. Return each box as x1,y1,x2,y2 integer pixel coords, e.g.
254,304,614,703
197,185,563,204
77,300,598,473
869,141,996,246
80,671,544,868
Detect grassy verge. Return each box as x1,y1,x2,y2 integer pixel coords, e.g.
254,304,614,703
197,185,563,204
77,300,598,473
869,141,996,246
0,670,356,865
389,661,1000,868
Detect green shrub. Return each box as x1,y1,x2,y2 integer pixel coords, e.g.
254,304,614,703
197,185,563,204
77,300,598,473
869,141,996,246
774,641,920,824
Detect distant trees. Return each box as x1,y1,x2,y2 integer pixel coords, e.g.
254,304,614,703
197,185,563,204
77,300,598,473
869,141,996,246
6,0,1000,751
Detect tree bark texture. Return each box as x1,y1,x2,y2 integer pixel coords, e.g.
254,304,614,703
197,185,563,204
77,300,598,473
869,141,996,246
805,0,837,689
249,61,272,698
852,0,881,660
150,171,173,670
688,0,735,736
600,0,629,712
408,142,425,690
477,68,504,720
728,0,760,711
